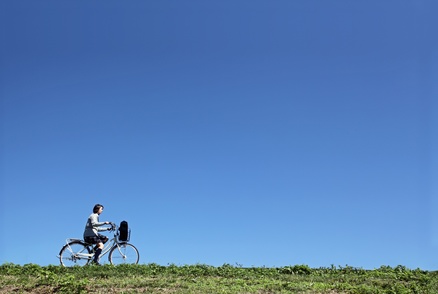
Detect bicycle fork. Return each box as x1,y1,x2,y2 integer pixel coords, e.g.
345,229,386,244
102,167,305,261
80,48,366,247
114,244,128,259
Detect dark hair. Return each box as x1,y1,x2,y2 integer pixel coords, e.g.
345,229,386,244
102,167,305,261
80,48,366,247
93,204,104,213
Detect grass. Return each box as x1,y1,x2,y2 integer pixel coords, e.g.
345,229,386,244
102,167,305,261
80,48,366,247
1,263,437,293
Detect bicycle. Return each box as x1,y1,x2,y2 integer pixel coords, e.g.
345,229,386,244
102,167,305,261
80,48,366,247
58,222,140,266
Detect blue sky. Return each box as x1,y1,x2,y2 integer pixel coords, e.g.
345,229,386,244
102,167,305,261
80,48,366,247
1,0,437,270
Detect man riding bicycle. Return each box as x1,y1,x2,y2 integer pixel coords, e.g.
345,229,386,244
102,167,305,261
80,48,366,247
83,204,112,265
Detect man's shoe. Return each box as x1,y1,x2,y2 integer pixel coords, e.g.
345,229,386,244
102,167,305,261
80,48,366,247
91,260,101,266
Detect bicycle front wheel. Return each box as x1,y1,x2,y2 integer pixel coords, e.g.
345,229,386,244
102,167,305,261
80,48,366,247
59,241,92,267
108,243,140,265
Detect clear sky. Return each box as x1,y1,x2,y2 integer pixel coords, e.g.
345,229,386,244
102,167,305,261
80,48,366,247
1,1,437,270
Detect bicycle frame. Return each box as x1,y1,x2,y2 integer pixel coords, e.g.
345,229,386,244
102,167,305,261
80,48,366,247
63,223,131,263
64,237,118,261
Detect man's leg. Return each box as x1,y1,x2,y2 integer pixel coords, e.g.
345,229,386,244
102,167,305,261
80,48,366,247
93,242,104,264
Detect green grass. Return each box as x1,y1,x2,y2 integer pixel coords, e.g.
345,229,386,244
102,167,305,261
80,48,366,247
1,263,437,293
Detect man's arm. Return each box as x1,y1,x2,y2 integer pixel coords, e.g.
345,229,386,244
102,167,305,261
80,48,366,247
90,214,106,227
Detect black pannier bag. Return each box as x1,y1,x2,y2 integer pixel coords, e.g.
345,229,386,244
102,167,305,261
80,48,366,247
118,221,129,242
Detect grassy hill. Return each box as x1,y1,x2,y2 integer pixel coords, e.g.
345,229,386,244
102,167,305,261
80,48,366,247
1,263,437,293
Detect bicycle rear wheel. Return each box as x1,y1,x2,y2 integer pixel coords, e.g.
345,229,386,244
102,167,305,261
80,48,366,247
59,241,92,267
108,243,139,265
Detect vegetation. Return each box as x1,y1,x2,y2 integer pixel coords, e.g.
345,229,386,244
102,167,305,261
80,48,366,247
1,263,437,293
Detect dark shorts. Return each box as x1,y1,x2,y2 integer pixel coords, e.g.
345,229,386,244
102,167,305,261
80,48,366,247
84,234,108,245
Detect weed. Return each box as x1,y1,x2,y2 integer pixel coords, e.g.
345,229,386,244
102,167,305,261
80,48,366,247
0,263,436,293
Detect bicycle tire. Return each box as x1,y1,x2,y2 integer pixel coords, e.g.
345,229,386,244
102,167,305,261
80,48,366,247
108,243,140,265
59,241,92,267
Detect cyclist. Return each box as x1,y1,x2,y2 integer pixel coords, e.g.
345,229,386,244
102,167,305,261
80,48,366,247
83,204,112,265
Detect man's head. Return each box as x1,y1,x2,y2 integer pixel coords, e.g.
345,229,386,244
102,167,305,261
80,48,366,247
93,204,104,214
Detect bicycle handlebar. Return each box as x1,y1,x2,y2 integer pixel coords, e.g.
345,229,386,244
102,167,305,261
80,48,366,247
109,222,117,231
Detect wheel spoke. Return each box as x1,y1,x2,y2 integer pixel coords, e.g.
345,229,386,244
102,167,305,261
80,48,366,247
109,243,139,265
59,242,92,267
